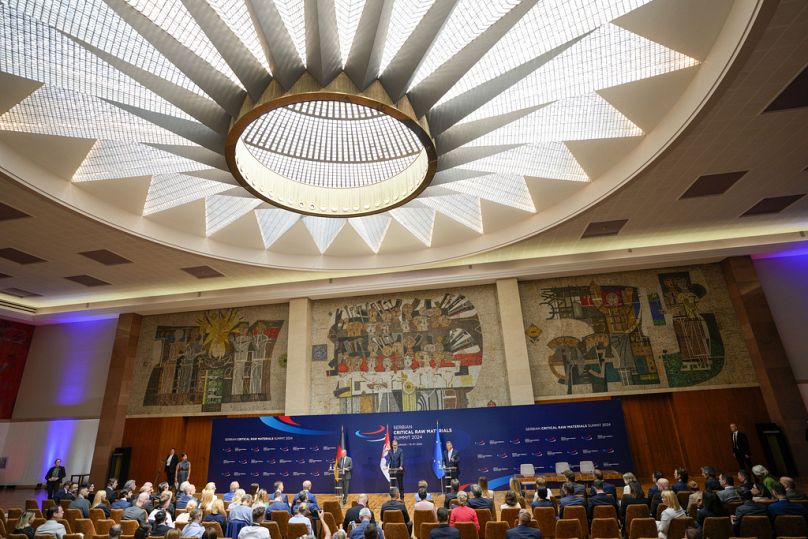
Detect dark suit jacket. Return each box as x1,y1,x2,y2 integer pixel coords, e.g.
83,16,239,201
165,454,179,476
671,481,688,493
45,466,66,484
381,500,411,525
734,501,768,534
153,524,172,536
650,493,664,519
468,497,494,511
443,449,460,474
619,496,648,524
430,524,460,539
343,505,374,531
443,492,459,509
767,499,807,520
531,500,553,510
731,431,751,456
338,456,353,480
506,525,542,539
558,496,585,518
53,490,75,502
587,493,617,520
387,449,404,470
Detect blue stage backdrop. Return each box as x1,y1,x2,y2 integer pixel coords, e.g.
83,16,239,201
208,401,632,493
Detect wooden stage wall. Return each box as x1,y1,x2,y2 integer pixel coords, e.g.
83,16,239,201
122,386,769,487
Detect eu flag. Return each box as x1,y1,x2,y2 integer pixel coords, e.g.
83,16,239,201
432,422,445,479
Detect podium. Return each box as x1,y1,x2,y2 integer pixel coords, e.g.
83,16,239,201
328,466,344,499
389,467,403,495
441,466,457,494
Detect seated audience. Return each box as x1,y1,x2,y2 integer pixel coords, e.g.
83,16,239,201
176,500,198,525
204,499,227,528
415,480,433,502
224,481,240,502
176,483,196,510
533,478,554,502
381,487,411,533
449,492,479,531
289,503,314,539
650,478,670,518
656,490,686,539
201,529,218,539
112,490,133,509
134,524,151,539
686,481,702,515
237,507,270,539
93,490,112,517
181,509,206,539
501,490,520,510
414,487,437,519
38,506,67,539
273,481,290,505
430,508,459,539
589,470,617,498
349,509,381,539
302,481,319,510
110,524,123,539
767,482,808,520
531,488,553,510
695,492,725,529
14,511,36,539
717,474,740,503
149,492,175,527
671,468,689,493
558,482,585,519
105,479,119,503
70,485,92,517
478,477,495,500
153,511,173,536
752,465,777,498
506,510,542,539
124,492,150,526
622,473,638,496
647,472,665,501
267,491,292,514
620,481,648,525
468,485,494,511
54,481,77,503
230,492,254,523
200,489,216,512
737,470,753,490
166,529,180,539
343,494,374,531
588,479,618,520
701,466,720,493
509,477,524,497
780,476,807,500
562,470,586,496
733,487,767,536
444,479,461,509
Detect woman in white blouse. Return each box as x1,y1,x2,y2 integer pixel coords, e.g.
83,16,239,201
657,490,686,539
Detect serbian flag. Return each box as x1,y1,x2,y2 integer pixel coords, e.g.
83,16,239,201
334,425,346,481
380,426,391,482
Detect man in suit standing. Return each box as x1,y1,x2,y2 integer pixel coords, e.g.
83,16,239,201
430,507,459,539
387,440,404,499
45,458,66,500
506,510,543,539
165,448,179,488
730,423,753,471
337,449,352,505
443,441,460,480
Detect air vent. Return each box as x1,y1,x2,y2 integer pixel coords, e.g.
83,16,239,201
78,249,133,265
0,299,37,314
181,265,224,279
741,194,805,216
2,287,41,298
0,202,31,221
581,219,629,238
0,248,45,264
680,171,746,198
65,275,111,287
765,64,808,112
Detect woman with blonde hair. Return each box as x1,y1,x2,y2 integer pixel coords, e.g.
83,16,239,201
13,511,36,539
252,489,269,508
622,472,638,495
656,490,686,539
199,490,215,512
91,489,112,517
532,477,555,503
203,499,227,527
230,489,245,506
175,499,197,525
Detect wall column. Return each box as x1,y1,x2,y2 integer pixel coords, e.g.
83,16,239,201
90,313,142,486
285,298,312,415
721,256,808,475
496,279,535,405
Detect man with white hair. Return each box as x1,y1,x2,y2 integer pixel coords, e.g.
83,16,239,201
349,508,384,539
176,482,195,509
342,494,374,531
650,478,670,519
224,481,240,502
123,492,149,526
302,480,319,509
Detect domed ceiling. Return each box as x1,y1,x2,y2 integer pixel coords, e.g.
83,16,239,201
0,0,761,270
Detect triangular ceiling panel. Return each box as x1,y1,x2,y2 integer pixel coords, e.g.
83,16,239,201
303,216,346,253
255,208,301,249
462,143,589,182
73,140,208,182
0,72,42,116
416,193,484,233
76,175,151,215
205,194,262,236
442,172,536,213
390,206,435,247
0,131,95,180
143,172,232,215
349,214,392,253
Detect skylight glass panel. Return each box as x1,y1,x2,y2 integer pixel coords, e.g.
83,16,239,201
207,0,271,73
73,140,208,181
272,0,307,66
409,0,519,90
126,0,244,88
416,193,483,233
255,208,300,248
466,94,643,146
378,0,435,75
438,0,652,105
390,206,434,246
0,86,195,147
8,0,207,97
205,194,262,236
349,214,391,253
303,217,346,253
442,172,535,212
463,24,698,122
335,0,366,67
0,8,193,120
143,172,232,215
460,143,589,182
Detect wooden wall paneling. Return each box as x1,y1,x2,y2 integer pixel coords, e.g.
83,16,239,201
620,393,686,481
183,417,213,485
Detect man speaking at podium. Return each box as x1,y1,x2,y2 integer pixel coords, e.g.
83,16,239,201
443,441,460,480
387,440,404,500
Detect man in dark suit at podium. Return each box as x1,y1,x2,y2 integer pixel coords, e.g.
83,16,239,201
337,449,352,505
730,423,752,471
443,441,460,480
387,440,404,500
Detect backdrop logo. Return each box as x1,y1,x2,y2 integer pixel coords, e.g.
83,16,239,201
597,435,614,440
510,438,521,445
234,447,246,452
279,459,292,463
310,446,320,452
560,436,576,441
268,459,277,464
475,440,487,446
251,447,260,452
296,458,306,464
489,440,504,445
493,467,509,472
311,471,321,477
251,459,264,464
532,451,543,457
567,449,578,456
603,461,620,467
545,437,557,442
582,434,593,441
293,446,307,451
582,449,598,455
477,454,493,459
497,452,509,459
604,448,615,454
260,416,333,436
511,452,527,458
547,450,562,456
238,459,248,464
308,459,323,463
354,425,387,442
525,438,541,443
478,467,490,473
222,459,235,464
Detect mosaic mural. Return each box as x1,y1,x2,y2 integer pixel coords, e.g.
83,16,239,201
128,305,289,416
520,264,755,398
310,286,509,414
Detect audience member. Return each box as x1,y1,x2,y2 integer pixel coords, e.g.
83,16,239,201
152,510,173,536
176,500,198,525
647,472,665,501
695,491,725,529
181,509,206,539
533,477,554,502
732,487,767,536
414,487,437,519
717,474,740,503
501,490,520,510
620,481,648,525
562,469,586,496
558,482,585,519
69,485,91,517
650,478,670,518
588,479,618,520
622,473,638,496
54,481,76,503
14,511,36,539
349,508,382,539
381,487,411,533
752,465,777,498
230,492,253,523
237,507,270,539
112,490,133,509
531,488,553,510
467,484,494,511
134,524,151,539
268,491,292,515
92,490,112,517
737,470,753,490
38,506,67,539
110,524,123,539
176,483,196,510
656,490,685,539
343,493,374,531
224,481,240,502
302,481,319,510
478,477,495,499
124,492,150,526
105,479,119,503
289,503,314,538
767,482,808,520
204,498,227,528
449,492,479,531
780,476,806,500
165,529,180,539
149,492,175,526
506,510,541,539
415,480,433,502
274,481,290,505
671,468,689,493
430,508,458,539
201,529,218,539
590,470,617,498
443,479,460,509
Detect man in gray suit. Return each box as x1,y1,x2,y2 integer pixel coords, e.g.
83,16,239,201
337,449,352,505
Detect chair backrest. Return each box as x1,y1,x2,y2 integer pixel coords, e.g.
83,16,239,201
322,512,338,537
738,515,772,539
110,509,124,523
500,507,520,528
421,522,441,539
475,509,492,539
287,522,309,539
75,518,97,537
533,507,556,537
563,506,588,538
203,521,224,538
0,520,8,537
271,511,289,537
59,501,72,511
579,461,595,474
89,508,105,524
32,518,47,530
676,492,692,511
624,504,650,536
64,509,82,532
520,464,536,476
656,504,669,521
774,515,808,538
383,522,410,539
454,521,479,539
34,535,55,539
628,517,657,539
8,508,24,521
322,500,344,526
590,518,620,539
41,501,56,513
383,510,405,524
701,516,732,539
592,505,617,520
666,516,693,539
95,519,116,535
120,520,140,535
414,510,437,539
555,462,571,475
555,519,582,539
64,534,84,539
261,521,282,539
485,521,509,539
26,500,40,510
57,518,72,533
10,533,29,539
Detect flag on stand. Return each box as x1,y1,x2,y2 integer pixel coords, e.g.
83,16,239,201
334,425,346,482
380,426,391,482
432,421,445,479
